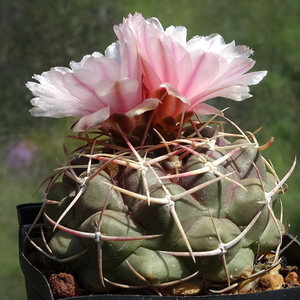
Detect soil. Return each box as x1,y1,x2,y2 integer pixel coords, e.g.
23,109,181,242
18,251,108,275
49,273,78,298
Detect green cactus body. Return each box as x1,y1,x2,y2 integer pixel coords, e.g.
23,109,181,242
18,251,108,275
42,120,292,294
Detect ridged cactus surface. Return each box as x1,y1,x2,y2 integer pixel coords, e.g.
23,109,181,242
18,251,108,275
42,120,291,294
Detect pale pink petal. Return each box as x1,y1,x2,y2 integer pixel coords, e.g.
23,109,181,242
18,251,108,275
73,106,111,132
219,44,253,60
118,42,141,79
146,16,164,31
114,13,163,44
71,55,121,84
193,103,223,116
95,78,141,112
213,58,256,84
141,37,178,86
139,55,164,95
186,34,226,52
70,52,103,70
165,25,187,46
126,98,160,117
27,67,70,97
160,82,189,104
190,85,252,109
177,51,220,98
223,70,268,86
27,68,89,118
187,34,253,59
61,73,106,112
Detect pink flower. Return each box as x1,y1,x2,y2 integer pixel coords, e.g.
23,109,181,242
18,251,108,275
27,13,267,132
115,13,267,126
27,49,158,132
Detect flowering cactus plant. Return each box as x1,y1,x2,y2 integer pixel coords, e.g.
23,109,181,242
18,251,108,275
26,13,295,296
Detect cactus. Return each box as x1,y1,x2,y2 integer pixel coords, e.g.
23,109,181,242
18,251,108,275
36,115,294,295
25,13,295,295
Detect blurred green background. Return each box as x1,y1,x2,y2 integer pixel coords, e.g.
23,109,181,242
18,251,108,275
1,0,299,299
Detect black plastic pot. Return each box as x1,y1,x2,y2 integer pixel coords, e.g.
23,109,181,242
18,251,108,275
18,203,300,300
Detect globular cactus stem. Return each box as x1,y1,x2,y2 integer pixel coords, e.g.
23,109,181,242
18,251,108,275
29,116,295,295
